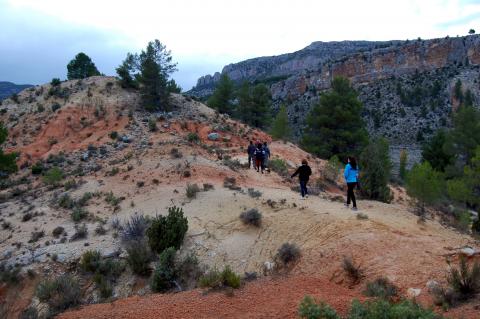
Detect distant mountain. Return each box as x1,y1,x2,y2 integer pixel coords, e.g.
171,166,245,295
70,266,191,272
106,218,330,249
0,81,34,101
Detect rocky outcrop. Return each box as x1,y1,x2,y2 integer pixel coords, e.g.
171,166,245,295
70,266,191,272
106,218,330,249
191,40,399,94
189,35,480,170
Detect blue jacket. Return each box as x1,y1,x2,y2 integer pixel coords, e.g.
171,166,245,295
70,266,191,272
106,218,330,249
344,163,359,183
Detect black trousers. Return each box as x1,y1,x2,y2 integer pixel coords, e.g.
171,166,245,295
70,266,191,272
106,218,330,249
347,182,357,208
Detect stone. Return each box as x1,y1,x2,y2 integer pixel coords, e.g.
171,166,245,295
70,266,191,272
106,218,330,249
407,288,421,298
208,132,220,141
81,152,89,161
426,280,440,293
459,247,476,257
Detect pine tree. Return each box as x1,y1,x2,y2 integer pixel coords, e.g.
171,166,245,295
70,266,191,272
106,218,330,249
406,161,443,214
270,105,291,140
115,40,177,111
249,84,271,128
236,81,252,122
0,123,17,175
67,53,101,80
207,74,234,115
445,105,480,166
359,138,392,203
422,129,453,172
302,77,369,159
116,53,138,89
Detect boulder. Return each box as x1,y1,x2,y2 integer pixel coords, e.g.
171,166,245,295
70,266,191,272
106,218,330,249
426,280,440,293
459,247,476,257
407,288,421,298
208,132,220,141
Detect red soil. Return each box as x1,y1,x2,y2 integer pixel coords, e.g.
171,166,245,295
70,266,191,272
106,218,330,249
59,275,361,319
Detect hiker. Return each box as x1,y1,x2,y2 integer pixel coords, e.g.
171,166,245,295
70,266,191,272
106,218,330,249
262,142,271,169
254,143,265,173
344,156,359,211
247,140,256,169
291,159,312,199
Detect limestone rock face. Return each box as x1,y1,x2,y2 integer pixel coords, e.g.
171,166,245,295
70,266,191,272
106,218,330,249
188,35,480,170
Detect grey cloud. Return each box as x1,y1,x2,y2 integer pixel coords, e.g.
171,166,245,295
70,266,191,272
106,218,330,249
0,1,223,89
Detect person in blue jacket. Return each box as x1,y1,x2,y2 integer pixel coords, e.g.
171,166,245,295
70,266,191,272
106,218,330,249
344,156,359,210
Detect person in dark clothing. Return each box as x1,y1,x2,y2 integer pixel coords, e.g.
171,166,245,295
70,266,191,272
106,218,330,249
344,156,359,210
254,143,265,173
262,142,271,170
247,141,256,169
291,159,312,199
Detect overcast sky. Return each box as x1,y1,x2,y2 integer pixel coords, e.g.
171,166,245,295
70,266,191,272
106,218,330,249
1,0,479,90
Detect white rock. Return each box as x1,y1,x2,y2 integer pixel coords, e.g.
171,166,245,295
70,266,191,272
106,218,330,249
460,247,476,257
407,288,422,298
208,132,220,141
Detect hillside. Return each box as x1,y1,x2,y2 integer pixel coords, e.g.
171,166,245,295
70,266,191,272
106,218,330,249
0,81,34,101
0,77,479,319
188,35,480,167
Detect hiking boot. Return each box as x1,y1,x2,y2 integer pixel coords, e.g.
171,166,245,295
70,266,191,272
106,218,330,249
300,196,305,200
344,203,349,208
352,207,358,211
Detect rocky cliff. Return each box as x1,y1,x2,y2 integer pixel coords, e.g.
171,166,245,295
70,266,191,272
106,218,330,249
189,35,480,168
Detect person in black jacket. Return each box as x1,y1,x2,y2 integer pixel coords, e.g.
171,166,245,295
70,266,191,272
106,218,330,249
254,143,265,173
291,159,312,199
247,141,256,169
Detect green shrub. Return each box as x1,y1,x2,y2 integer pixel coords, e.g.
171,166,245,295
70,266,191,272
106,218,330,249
364,277,398,300
186,183,200,198
454,210,471,232
198,265,241,289
348,298,441,318
198,267,223,289
71,207,88,222
31,162,44,175
322,155,342,183
151,247,176,292
58,194,75,209
239,208,262,227
342,257,364,283
109,131,118,140
80,250,101,273
63,179,78,190
146,206,188,254
176,253,203,289
126,240,152,276
93,273,113,299
51,103,61,112
276,242,301,266
221,266,241,288
298,295,339,319
43,167,64,186
447,256,480,301
36,274,81,312
187,132,200,143
148,117,157,132
0,263,21,285
269,158,289,177
247,188,262,198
